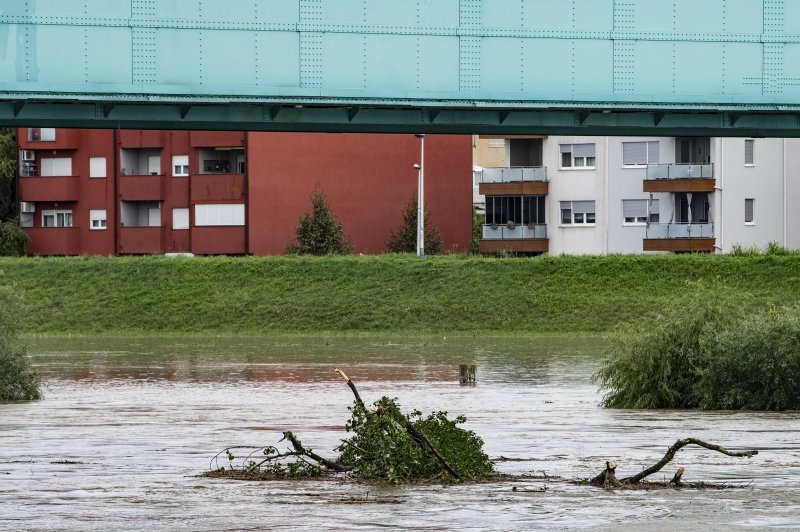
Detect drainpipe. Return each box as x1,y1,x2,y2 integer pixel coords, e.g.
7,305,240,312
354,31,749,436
717,138,724,252
244,131,250,255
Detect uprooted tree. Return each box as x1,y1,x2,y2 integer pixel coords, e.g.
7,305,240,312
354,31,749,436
207,369,758,488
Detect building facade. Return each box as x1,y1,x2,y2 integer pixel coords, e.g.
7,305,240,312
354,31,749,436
17,128,472,256
474,135,800,254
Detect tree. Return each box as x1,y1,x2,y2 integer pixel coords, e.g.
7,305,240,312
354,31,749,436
0,287,41,401
286,188,352,255
0,220,27,256
0,128,17,222
386,197,444,254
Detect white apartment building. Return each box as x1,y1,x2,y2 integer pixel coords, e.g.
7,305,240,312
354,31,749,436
474,135,800,254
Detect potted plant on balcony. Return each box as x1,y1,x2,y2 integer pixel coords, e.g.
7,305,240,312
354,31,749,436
506,220,516,230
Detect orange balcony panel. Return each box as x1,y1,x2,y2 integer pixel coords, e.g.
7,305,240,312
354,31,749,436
479,239,549,253
19,177,80,202
118,227,165,254
24,227,82,255
479,182,549,196
190,131,245,148
190,174,245,202
119,175,163,200
191,226,246,255
643,238,715,252
118,130,166,148
643,179,715,193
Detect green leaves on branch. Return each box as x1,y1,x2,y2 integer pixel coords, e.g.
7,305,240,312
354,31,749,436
594,287,800,410
0,220,28,256
0,287,40,401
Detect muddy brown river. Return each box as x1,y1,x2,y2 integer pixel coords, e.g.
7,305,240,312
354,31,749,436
1,337,799,530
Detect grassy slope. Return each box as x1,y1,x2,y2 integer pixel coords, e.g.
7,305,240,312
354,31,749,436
0,254,799,335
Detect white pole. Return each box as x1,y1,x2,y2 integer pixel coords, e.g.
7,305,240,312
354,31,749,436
416,134,425,257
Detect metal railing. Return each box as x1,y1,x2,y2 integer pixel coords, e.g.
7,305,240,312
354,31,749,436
482,224,547,240
646,163,714,180
645,222,714,239
476,166,548,184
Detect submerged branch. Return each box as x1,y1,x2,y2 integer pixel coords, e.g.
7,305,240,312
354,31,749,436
621,438,758,484
282,431,354,473
335,367,365,410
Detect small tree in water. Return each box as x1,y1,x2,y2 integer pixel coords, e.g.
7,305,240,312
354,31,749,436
0,288,41,400
386,197,444,254
286,188,352,255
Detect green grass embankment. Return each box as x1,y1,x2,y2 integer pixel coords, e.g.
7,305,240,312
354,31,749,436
0,254,799,336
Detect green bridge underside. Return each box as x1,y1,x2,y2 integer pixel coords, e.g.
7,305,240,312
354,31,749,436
3,0,800,136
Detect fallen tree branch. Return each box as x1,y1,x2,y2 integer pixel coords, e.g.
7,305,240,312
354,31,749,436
403,420,463,482
282,431,354,473
336,367,365,410
589,460,621,488
621,438,758,484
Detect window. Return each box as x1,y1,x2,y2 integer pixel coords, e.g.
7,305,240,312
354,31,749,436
745,139,755,166
194,204,245,226
172,155,189,176
173,208,189,230
42,210,72,228
40,158,72,177
622,141,659,167
29,128,55,142
560,201,596,225
20,213,33,228
89,157,107,178
90,209,107,230
622,199,659,225
485,196,545,226
745,198,755,224
560,144,596,168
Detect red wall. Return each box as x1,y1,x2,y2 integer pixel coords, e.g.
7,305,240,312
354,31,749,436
247,133,472,255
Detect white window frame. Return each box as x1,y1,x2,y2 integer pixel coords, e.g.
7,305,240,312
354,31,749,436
560,144,596,170
172,155,190,177
89,209,107,230
622,199,659,226
19,212,33,228
745,198,755,225
622,141,659,168
42,209,73,228
29,128,56,142
194,204,246,227
560,201,596,226
40,157,73,177
172,208,190,230
745,139,755,167
89,157,107,178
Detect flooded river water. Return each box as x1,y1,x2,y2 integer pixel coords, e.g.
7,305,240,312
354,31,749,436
1,336,799,530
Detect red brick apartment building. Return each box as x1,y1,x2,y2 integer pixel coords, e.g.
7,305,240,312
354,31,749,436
17,128,471,255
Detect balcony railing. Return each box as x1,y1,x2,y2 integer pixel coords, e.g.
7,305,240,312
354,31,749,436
646,163,714,180
645,222,714,239
477,166,548,184
482,224,547,240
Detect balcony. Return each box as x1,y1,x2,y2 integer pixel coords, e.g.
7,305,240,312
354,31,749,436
24,227,82,255
477,167,549,196
119,175,163,200
191,226,246,255
18,176,80,202
643,164,715,193
118,227,165,254
479,224,548,253
643,223,715,252
190,131,245,148
190,174,245,202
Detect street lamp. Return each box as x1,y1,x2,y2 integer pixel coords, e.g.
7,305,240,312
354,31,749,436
414,134,425,257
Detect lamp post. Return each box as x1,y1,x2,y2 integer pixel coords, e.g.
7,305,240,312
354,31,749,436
414,134,425,257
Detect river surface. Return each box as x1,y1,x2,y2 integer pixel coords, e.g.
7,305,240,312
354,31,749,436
1,336,799,530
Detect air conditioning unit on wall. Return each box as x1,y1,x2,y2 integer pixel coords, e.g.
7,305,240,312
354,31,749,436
20,202,35,213
21,150,35,161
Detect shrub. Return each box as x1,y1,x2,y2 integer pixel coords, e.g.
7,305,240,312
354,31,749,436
0,219,27,256
765,241,791,256
699,306,800,410
471,207,483,254
0,287,40,400
286,188,352,255
386,197,444,254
